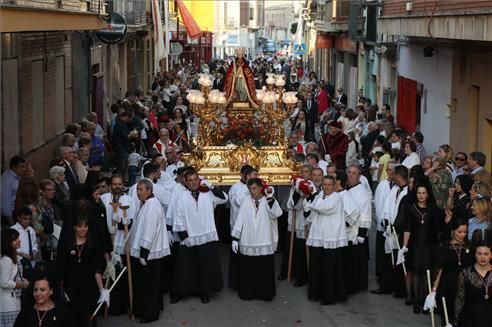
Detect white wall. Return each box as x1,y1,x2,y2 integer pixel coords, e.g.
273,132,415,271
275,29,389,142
398,45,453,153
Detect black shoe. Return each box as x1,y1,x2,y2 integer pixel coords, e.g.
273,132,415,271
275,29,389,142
140,318,158,324
370,288,391,295
170,296,181,304
405,298,413,306
293,281,306,287
413,304,421,314
277,274,287,281
200,295,210,304
422,308,429,315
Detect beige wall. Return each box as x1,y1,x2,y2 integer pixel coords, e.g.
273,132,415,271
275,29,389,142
450,49,492,171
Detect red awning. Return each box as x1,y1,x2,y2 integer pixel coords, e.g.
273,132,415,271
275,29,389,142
176,0,202,39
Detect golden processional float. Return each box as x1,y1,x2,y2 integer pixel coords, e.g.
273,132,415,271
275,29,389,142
183,50,300,185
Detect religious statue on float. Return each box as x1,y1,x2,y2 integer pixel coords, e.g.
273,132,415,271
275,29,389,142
223,48,259,108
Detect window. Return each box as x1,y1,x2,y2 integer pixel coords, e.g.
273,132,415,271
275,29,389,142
249,7,254,20
32,60,44,149
2,59,20,161
55,56,65,133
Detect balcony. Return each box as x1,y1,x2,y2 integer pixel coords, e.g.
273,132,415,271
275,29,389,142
0,0,107,32
108,0,151,27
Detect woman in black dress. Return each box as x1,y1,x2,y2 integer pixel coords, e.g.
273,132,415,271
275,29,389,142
402,181,442,313
453,240,492,327
14,275,74,326
431,218,473,326
57,215,107,327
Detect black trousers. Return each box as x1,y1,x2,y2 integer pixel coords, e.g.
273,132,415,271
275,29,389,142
133,257,163,321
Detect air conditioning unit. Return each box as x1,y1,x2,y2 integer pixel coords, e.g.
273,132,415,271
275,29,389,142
405,2,413,12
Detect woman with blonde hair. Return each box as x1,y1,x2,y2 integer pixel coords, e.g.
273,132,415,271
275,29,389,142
436,144,455,173
467,196,492,242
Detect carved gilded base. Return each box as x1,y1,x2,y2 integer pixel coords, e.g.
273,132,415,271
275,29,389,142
182,143,300,185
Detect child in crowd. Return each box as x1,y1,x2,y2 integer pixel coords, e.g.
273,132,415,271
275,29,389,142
370,151,384,192
127,142,145,187
10,206,38,280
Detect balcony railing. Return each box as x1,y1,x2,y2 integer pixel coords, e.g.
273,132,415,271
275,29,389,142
108,0,151,26
0,0,105,14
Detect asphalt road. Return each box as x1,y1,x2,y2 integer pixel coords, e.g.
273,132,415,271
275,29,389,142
99,228,433,327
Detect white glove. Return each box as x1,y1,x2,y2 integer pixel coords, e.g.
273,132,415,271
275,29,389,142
423,291,437,311
111,252,122,268
167,231,174,246
122,217,131,225
112,212,121,223
139,258,147,266
444,324,453,327
397,246,408,265
232,240,239,254
103,261,116,282
200,179,213,189
303,198,313,212
294,178,302,191
265,187,274,198
357,236,365,245
97,288,110,307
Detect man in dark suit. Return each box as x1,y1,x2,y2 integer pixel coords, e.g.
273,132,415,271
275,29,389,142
336,88,348,106
60,146,79,191
360,121,380,172
213,72,224,91
304,92,318,142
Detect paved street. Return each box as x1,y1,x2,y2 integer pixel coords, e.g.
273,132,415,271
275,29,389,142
100,230,431,327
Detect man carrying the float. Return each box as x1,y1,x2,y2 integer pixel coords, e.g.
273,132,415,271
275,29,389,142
100,174,135,315
231,178,283,301
334,169,362,295
303,175,348,305
228,165,258,289
131,179,171,323
172,169,228,304
279,164,315,286
346,164,373,293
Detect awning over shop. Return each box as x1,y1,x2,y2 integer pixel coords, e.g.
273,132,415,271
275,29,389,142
176,0,202,39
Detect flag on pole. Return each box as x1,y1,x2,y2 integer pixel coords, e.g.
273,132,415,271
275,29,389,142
152,0,165,72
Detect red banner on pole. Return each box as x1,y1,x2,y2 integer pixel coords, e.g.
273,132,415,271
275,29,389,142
176,0,202,39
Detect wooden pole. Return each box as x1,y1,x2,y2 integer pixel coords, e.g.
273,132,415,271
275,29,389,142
287,209,296,283
442,297,450,326
426,269,436,327
120,206,134,320
304,225,309,272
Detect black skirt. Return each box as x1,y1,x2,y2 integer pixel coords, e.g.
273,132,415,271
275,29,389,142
172,242,223,297
308,247,347,304
132,257,163,321
238,254,276,301
228,249,240,289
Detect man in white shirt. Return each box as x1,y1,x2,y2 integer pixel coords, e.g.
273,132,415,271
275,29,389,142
172,170,228,304
11,207,38,278
231,178,282,301
346,164,373,293
131,179,171,323
228,165,258,289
